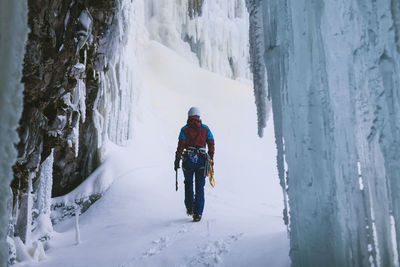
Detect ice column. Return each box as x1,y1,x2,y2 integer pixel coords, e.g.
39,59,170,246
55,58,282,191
247,0,400,266
94,0,137,148
32,150,54,241
246,0,268,137
0,0,28,264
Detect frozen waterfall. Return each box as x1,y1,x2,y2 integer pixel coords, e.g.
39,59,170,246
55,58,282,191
142,0,251,80
247,0,400,266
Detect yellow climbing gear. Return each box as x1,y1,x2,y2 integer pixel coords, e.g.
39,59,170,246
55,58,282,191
204,158,215,187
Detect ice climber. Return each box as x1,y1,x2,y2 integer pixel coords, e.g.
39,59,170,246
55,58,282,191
174,107,215,222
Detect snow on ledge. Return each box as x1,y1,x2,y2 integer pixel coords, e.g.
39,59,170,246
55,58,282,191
51,157,115,224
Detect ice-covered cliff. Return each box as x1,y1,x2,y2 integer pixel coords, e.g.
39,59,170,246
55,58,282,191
8,0,137,261
247,0,400,266
14,0,136,199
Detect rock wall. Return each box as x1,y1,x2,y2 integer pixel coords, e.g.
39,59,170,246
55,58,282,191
13,0,132,198
10,0,136,243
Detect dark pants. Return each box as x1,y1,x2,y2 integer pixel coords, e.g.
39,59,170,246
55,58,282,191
183,152,206,215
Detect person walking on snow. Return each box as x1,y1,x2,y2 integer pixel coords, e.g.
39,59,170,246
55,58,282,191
174,107,215,222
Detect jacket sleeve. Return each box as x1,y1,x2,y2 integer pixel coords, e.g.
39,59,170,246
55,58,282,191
205,127,215,160
175,128,186,161
207,139,215,160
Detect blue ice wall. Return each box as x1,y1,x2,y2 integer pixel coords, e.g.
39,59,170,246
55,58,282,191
0,0,28,264
247,0,400,266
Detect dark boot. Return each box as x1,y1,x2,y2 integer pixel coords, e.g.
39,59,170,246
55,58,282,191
186,209,193,216
193,214,202,222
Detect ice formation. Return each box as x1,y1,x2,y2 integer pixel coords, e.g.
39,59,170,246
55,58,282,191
247,0,400,266
94,0,136,149
246,0,268,137
74,207,81,245
32,150,54,242
142,0,251,80
0,0,28,265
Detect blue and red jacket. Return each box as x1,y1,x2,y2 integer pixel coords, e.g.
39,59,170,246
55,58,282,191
175,116,215,161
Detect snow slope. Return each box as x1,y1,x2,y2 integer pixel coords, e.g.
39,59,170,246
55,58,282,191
20,40,289,267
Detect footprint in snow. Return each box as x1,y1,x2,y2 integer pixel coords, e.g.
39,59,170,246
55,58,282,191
142,236,169,257
178,223,192,233
181,233,244,267
118,220,195,266
142,222,193,258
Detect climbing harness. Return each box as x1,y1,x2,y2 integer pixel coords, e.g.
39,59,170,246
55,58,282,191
186,146,207,155
182,146,206,171
181,146,215,187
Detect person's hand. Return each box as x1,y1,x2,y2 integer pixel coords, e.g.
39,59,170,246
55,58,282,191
174,159,180,171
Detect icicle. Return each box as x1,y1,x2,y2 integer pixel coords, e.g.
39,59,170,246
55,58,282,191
391,215,400,267
246,0,268,137
24,172,35,247
77,79,86,123
74,205,81,245
72,120,80,158
32,150,54,242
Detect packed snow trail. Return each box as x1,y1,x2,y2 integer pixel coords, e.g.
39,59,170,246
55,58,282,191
20,41,290,267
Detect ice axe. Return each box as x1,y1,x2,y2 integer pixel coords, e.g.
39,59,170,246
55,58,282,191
175,170,178,191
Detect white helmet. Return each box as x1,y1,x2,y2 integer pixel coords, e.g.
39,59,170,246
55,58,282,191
188,107,201,117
